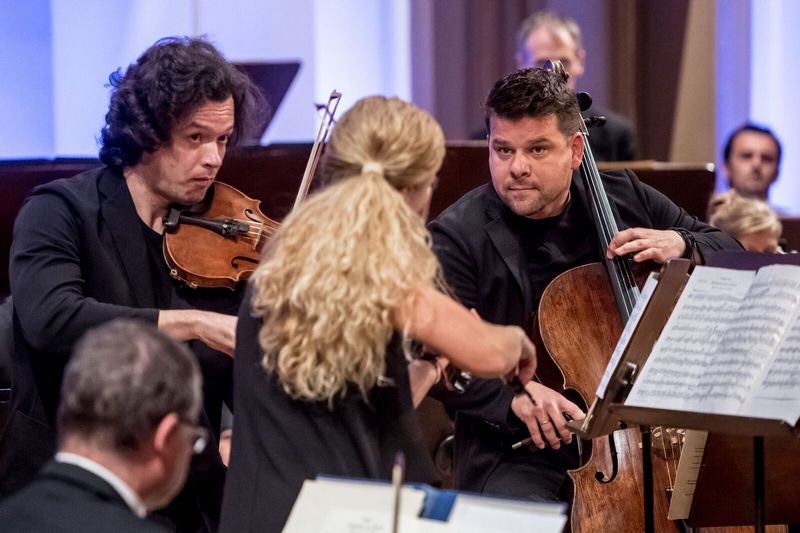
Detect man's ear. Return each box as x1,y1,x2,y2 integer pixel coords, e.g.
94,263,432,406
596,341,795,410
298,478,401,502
152,412,181,454
570,132,585,169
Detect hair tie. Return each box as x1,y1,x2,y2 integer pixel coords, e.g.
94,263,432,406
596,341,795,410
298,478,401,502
361,161,384,176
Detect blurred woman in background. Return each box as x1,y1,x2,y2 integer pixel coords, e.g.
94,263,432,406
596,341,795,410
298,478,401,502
708,189,783,253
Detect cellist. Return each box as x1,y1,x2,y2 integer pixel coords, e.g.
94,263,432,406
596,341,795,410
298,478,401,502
428,67,741,505
2,36,266,532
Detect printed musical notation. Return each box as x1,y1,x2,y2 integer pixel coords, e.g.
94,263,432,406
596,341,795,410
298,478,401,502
625,264,800,425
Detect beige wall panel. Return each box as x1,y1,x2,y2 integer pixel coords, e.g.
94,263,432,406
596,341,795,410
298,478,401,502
670,0,716,163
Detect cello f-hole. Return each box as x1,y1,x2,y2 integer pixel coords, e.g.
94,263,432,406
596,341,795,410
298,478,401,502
595,433,619,484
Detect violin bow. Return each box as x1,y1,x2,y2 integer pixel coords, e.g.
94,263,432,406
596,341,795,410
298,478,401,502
292,90,342,212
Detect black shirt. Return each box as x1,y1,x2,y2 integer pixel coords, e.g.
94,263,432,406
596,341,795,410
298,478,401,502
142,222,175,309
220,289,438,533
506,190,598,310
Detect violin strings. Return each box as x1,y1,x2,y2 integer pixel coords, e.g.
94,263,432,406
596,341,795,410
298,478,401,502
182,218,276,247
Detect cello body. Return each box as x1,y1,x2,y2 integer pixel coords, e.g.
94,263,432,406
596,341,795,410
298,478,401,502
537,262,679,532
538,265,786,532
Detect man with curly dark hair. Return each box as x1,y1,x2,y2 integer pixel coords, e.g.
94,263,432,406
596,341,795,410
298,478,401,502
0,36,266,532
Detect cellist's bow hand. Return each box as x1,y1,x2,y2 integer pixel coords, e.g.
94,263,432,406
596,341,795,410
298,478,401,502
510,382,585,450
606,227,686,264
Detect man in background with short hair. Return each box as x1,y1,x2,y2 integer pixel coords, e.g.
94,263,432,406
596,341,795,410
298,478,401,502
516,9,636,162
722,123,782,202
0,319,206,532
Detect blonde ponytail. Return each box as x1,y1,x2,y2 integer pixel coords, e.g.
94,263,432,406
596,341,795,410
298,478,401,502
250,96,445,402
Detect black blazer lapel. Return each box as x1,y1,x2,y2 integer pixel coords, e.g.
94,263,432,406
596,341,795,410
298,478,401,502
483,193,534,318
97,169,156,308
41,460,130,510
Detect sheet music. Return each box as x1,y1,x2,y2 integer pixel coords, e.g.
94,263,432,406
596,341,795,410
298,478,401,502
284,478,566,533
625,266,753,411
321,509,450,533
284,479,426,533
596,272,659,398
698,264,800,415
448,494,567,533
742,266,800,423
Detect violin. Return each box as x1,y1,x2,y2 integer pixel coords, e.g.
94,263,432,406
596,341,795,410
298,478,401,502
162,91,342,289
533,60,679,532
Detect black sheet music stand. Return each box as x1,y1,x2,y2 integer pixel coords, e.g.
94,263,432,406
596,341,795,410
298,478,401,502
680,432,800,528
234,62,301,143
577,255,800,532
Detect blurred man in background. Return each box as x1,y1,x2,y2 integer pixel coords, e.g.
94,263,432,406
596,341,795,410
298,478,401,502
516,9,636,161
722,123,781,202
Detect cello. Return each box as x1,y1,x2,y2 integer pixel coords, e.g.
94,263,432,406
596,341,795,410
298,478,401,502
535,65,780,532
161,90,342,289
533,60,680,532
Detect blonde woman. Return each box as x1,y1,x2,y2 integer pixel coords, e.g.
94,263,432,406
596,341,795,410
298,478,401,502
708,189,783,253
219,96,535,533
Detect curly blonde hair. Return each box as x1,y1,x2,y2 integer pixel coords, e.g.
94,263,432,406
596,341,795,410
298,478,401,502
249,96,446,402
707,189,782,239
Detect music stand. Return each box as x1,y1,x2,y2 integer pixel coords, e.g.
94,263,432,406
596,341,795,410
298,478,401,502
234,62,301,143
582,256,800,532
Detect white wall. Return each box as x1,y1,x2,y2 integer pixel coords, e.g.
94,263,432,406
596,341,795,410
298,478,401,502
50,0,194,156
750,0,800,214
0,0,55,158
3,0,411,158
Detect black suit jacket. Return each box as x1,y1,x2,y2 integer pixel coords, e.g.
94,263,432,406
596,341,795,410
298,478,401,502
0,460,168,532
0,167,237,531
428,169,742,495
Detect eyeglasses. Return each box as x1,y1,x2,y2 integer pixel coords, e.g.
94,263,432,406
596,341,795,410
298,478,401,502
181,421,209,455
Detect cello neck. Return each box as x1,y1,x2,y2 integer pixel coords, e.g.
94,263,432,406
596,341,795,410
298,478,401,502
578,116,639,322
544,58,639,321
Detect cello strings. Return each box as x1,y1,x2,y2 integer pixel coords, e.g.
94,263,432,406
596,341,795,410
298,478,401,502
659,427,674,489
585,162,638,308
669,428,682,487
579,147,639,317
